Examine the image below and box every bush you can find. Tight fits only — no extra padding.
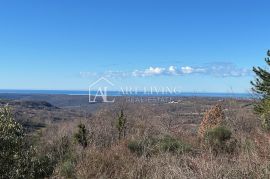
[128,137,157,156]
[255,98,270,130]
[58,136,76,178]
[0,106,68,178]
[23,133,75,178]
[74,123,88,148]
[204,126,237,154]
[0,106,25,178]
[128,138,157,156]
[128,135,191,156]
[31,154,57,178]
[116,110,127,140]
[205,126,232,143]
[29,135,73,178]
[158,135,192,154]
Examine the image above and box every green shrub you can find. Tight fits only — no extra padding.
[58,137,76,178]
[128,135,191,156]
[254,98,270,130]
[128,137,157,156]
[0,105,76,178]
[28,135,73,178]
[0,106,25,178]
[158,135,192,154]
[204,126,237,154]
[74,123,88,148]
[205,126,232,143]
[116,110,127,140]
[31,154,57,178]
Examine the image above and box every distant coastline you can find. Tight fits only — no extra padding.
[0,89,253,99]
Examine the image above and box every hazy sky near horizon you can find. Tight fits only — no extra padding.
[0,0,270,92]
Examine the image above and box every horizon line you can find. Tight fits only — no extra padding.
[0,89,252,94]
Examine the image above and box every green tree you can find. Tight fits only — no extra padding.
[0,106,25,178]
[251,50,270,129]
[116,110,127,140]
[251,50,270,97]
[74,123,88,148]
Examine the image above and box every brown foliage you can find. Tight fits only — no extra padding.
[198,104,225,138]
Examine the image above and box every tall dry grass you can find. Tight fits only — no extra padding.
[36,100,270,179]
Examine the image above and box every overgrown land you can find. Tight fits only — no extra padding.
[2,51,270,178]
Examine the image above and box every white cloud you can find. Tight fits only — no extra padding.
[81,63,252,79]
[168,66,177,74]
[145,67,165,75]
[132,67,165,77]
[133,63,251,77]
[181,66,194,74]
[204,62,251,77]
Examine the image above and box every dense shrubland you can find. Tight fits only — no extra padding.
[1,98,270,179]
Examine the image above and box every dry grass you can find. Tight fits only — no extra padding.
[33,99,270,179]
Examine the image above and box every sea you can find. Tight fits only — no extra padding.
[0,89,253,99]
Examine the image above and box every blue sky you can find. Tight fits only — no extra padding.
[0,0,269,92]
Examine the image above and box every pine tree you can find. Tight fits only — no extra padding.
[251,50,270,129]
[74,123,88,148]
[116,110,127,140]
[251,50,270,97]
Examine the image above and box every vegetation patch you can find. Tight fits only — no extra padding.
[158,135,192,154]
[128,135,192,156]
[204,126,238,154]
